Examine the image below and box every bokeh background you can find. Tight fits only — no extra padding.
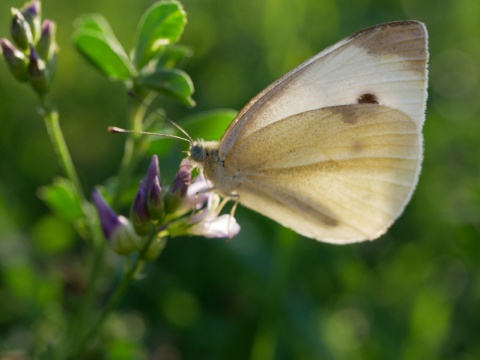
[1,0,479,359]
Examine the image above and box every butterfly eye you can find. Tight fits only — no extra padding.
[189,143,206,163]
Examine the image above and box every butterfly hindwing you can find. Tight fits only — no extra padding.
[225,105,421,243]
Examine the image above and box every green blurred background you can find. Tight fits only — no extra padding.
[1,0,479,359]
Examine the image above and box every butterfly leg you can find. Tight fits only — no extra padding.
[219,194,240,241]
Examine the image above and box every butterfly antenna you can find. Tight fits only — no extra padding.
[127,90,193,142]
[108,127,191,144]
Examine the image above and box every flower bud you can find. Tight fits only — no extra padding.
[141,155,163,220]
[10,8,32,51]
[21,0,41,43]
[36,20,57,61]
[165,159,191,213]
[131,181,151,235]
[91,189,139,255]
[28,45,50,95]
[147,175,164,221]
[1,38,28,81]
[145,155,160,185]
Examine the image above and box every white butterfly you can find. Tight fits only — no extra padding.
[189,21,428,244]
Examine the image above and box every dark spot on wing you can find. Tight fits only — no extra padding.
[357,93,379,104]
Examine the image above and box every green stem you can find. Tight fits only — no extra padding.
[69,232,160,359]
[42,104,85,199]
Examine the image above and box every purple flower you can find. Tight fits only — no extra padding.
[131,180,151,235]
[144,155,164,220]
[92,189,138,255]
[165,158,192,214]
[170,158,191,196]
[145,155,160,186]
[147,174,164,220]
[130,155,165,227]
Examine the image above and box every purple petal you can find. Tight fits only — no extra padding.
[170,158,191,197]
[91,189,122,240]
[145,155,160,190]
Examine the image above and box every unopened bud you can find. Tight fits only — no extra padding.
[28,45,50,94]
[92,189,139,255]
[165,159,191,213]
[1,38,28,81]
[131,181,151,236]
[21,0,41,43]
[36,20,57,61]
[143,156,164,220]
[11,8,32,51]
[147,175,164,221]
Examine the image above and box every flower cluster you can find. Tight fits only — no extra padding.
[1,0,57,96]
[92,156,240,257]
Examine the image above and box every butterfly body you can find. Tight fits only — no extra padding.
[190,140,242,195]
[189,21,428,244]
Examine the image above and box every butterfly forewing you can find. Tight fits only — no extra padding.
[219,21,428,159]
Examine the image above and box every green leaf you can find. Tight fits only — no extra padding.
[137,68,195,107]
[74,14,116,35]
[156,44,192,69]
[181,109,238,140]
[134,1,187,69]
[73,14,134,80]
[38,178,84,223]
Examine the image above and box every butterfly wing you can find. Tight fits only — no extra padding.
[218,21,428,159]
[224,105,421,243]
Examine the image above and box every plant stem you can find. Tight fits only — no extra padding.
[42,104,85,199]
[69,232,160,359]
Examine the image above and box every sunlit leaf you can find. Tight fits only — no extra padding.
[74,14,134,80]
[134,1,187,68]
[137,68,194,106]
[156,44,192,69]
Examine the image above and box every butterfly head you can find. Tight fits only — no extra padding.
[188,140,220,165]
[189,142,206,163]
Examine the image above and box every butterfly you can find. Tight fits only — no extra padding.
[185,21,429,244]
